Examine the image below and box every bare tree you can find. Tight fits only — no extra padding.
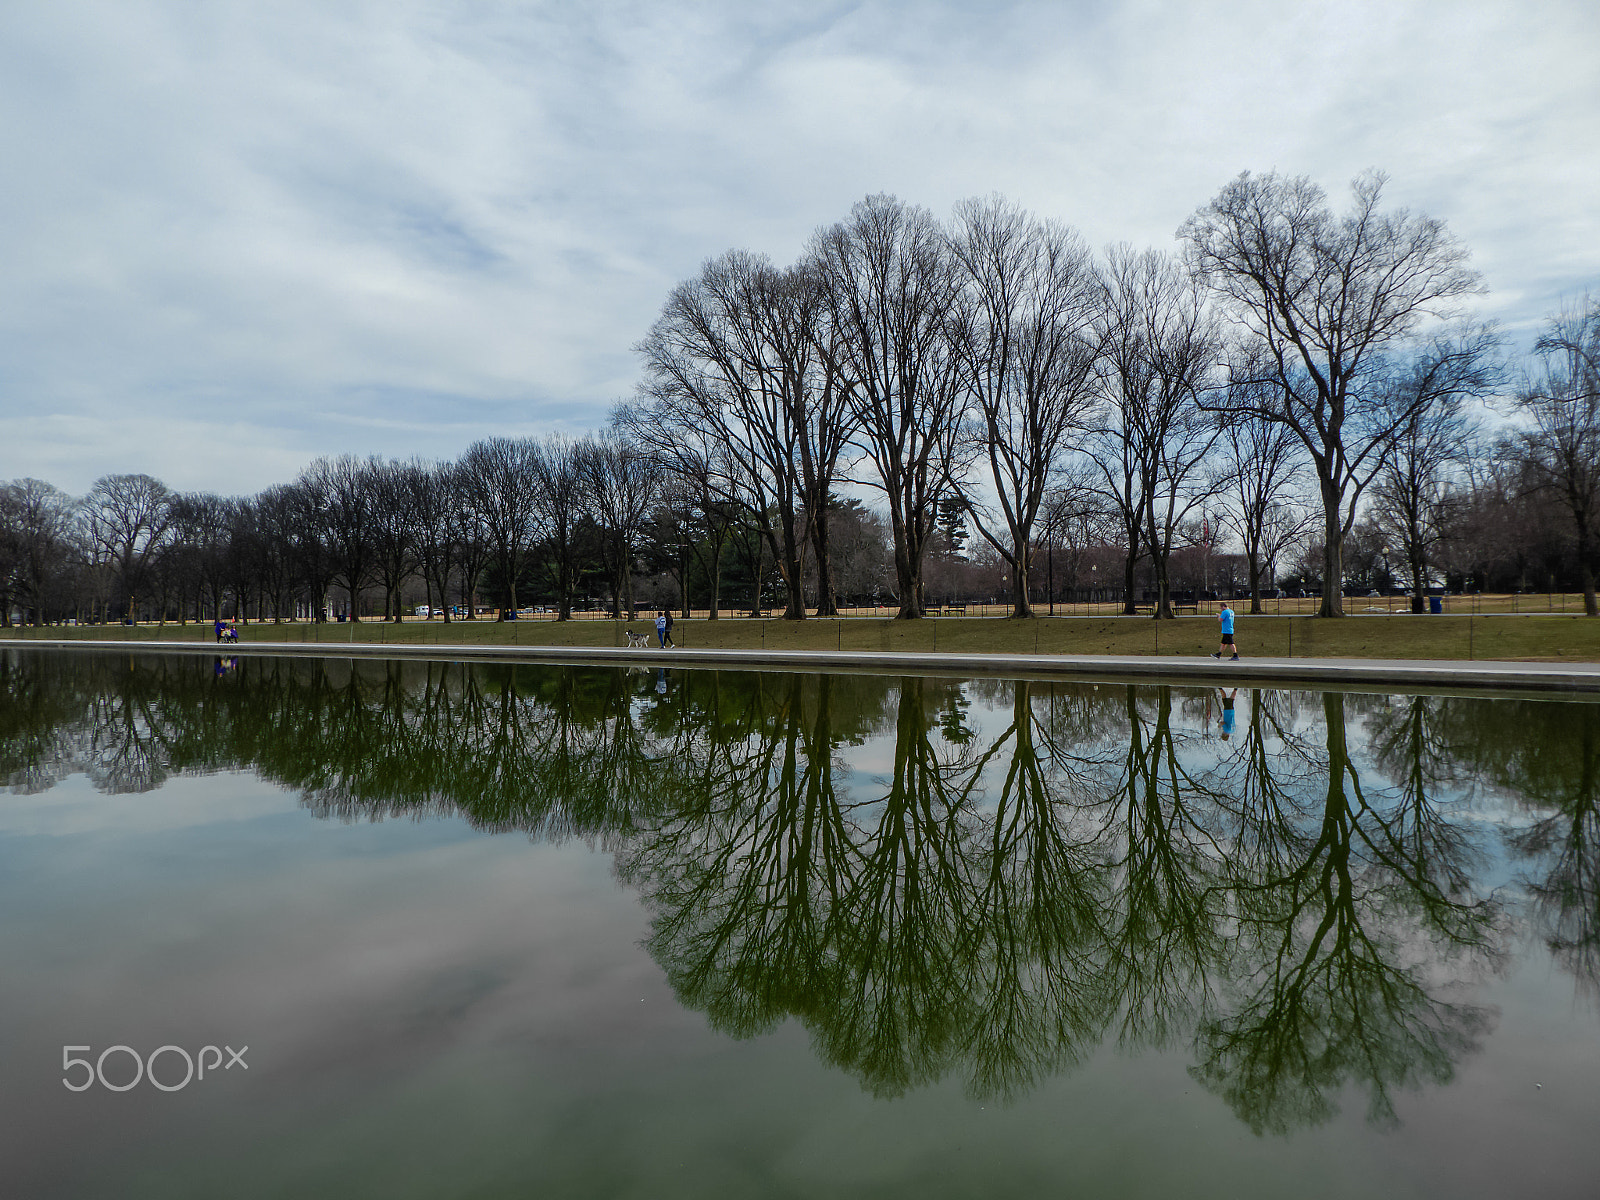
[403,461,456,622]
[614,394,739,620]
[299,456,378,621]
[948,196,1102,617]
[1514,297,1600,614]
[253,483,301,622]
[786,266,856,616]
[1218,366,1315,613]
[0,479,78,625]
[368,459,422,621]
[664,478,739,618]
[1369,335,1497,610]
[1092,246,1223,619]
[84,473,175,622]
[588,426,661,620]
[531,435,591,620]
[444,462,490,619]
[279,475,334,621]
[634,250,848,619]
[1080,416,1147,614]
[1437,452,1539,594]
[224,496,266,623]
[457,437,540,619]
[812,194,969,619]
[167,491,231,621]
[823,498,893,604]
[1181,170,1485,615]
[1038,476,1118,609]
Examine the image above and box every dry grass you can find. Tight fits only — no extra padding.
[11,611,1600,662]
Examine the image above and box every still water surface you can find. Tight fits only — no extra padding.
[2,650,1598,1198]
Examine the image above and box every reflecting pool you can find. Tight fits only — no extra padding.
[2,650,1598,1198]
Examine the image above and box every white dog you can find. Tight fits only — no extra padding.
[625,630,653,648]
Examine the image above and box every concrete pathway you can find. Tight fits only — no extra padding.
[12,638,1600,695]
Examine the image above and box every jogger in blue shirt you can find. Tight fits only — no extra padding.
[1212,605,1239,660]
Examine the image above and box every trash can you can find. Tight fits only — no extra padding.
[1428,595,1442,614]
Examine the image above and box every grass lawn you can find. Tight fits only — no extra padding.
[9,612,1600,661]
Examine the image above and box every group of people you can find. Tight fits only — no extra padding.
[213,619,239,644]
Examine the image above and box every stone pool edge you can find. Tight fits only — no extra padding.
[12,638,1600,697]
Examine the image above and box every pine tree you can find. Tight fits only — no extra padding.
[936,496,969,560]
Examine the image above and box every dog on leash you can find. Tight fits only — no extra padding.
[624,630,652,649]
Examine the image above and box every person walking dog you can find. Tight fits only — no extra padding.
[1212,604,1240,660]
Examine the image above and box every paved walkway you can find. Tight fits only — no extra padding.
[12,638,1600,695]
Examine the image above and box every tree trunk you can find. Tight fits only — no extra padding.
[811,508,838,617]
[776,511,806,620]
[1147,504,1174,619]
[893,521,924,620]
[1010,554,1033,619]
[606,534,623,619]
[1319,477,1345,617]
[558,549,573,621]
[1154,554,1174,620]
[1583,554,1598,618]
[748,535,764,617]
[679,540,689,620]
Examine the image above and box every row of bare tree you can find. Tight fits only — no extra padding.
[626,172,1527,619]
[3,171,1597,624]
[0,434,664,626]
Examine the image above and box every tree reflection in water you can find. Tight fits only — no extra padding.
[1458,699,1600,1002]
[1191,692,1501,1133]
[4,650,1595,1133]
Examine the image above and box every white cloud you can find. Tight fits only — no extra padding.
[1,0,1595,494]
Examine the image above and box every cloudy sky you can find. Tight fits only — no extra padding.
[2,0,1596,496]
